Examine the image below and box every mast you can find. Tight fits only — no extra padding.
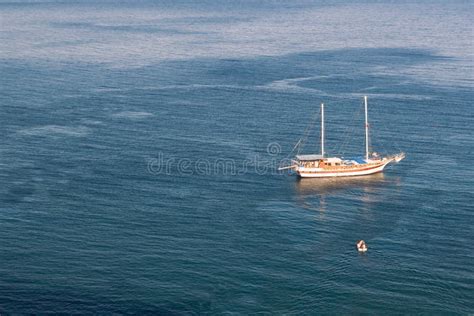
[321,103,325,157]
[364,96,369,161]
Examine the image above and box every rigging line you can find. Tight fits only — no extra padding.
[333,100,364,155]
[367,115,401,157]
[370,124,392,155]
[390,103,405,153]
[363,99,400,155]
[336,108,362,154]
[283,107,321,159]
[322,96,360,150]
[286,138,302,159]
[286,123,314,159]
[297,106,321,154]
[345,99,365,154]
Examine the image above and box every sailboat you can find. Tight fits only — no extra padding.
[279,96,405,178]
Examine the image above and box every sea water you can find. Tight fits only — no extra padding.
[0,0,473,313]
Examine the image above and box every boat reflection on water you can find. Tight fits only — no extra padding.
[295,173,387,195]
[293,173,390,213]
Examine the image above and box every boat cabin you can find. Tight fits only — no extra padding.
[296,155,343,168]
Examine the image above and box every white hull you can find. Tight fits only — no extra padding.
[296,160,390,178]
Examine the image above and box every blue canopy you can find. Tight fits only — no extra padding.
[343,157,366,164]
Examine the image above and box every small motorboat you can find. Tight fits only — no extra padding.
[357,240,368,252]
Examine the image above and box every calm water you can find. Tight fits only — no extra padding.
[1,0,473,314]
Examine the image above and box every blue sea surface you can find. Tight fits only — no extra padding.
[0,0,473,314]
